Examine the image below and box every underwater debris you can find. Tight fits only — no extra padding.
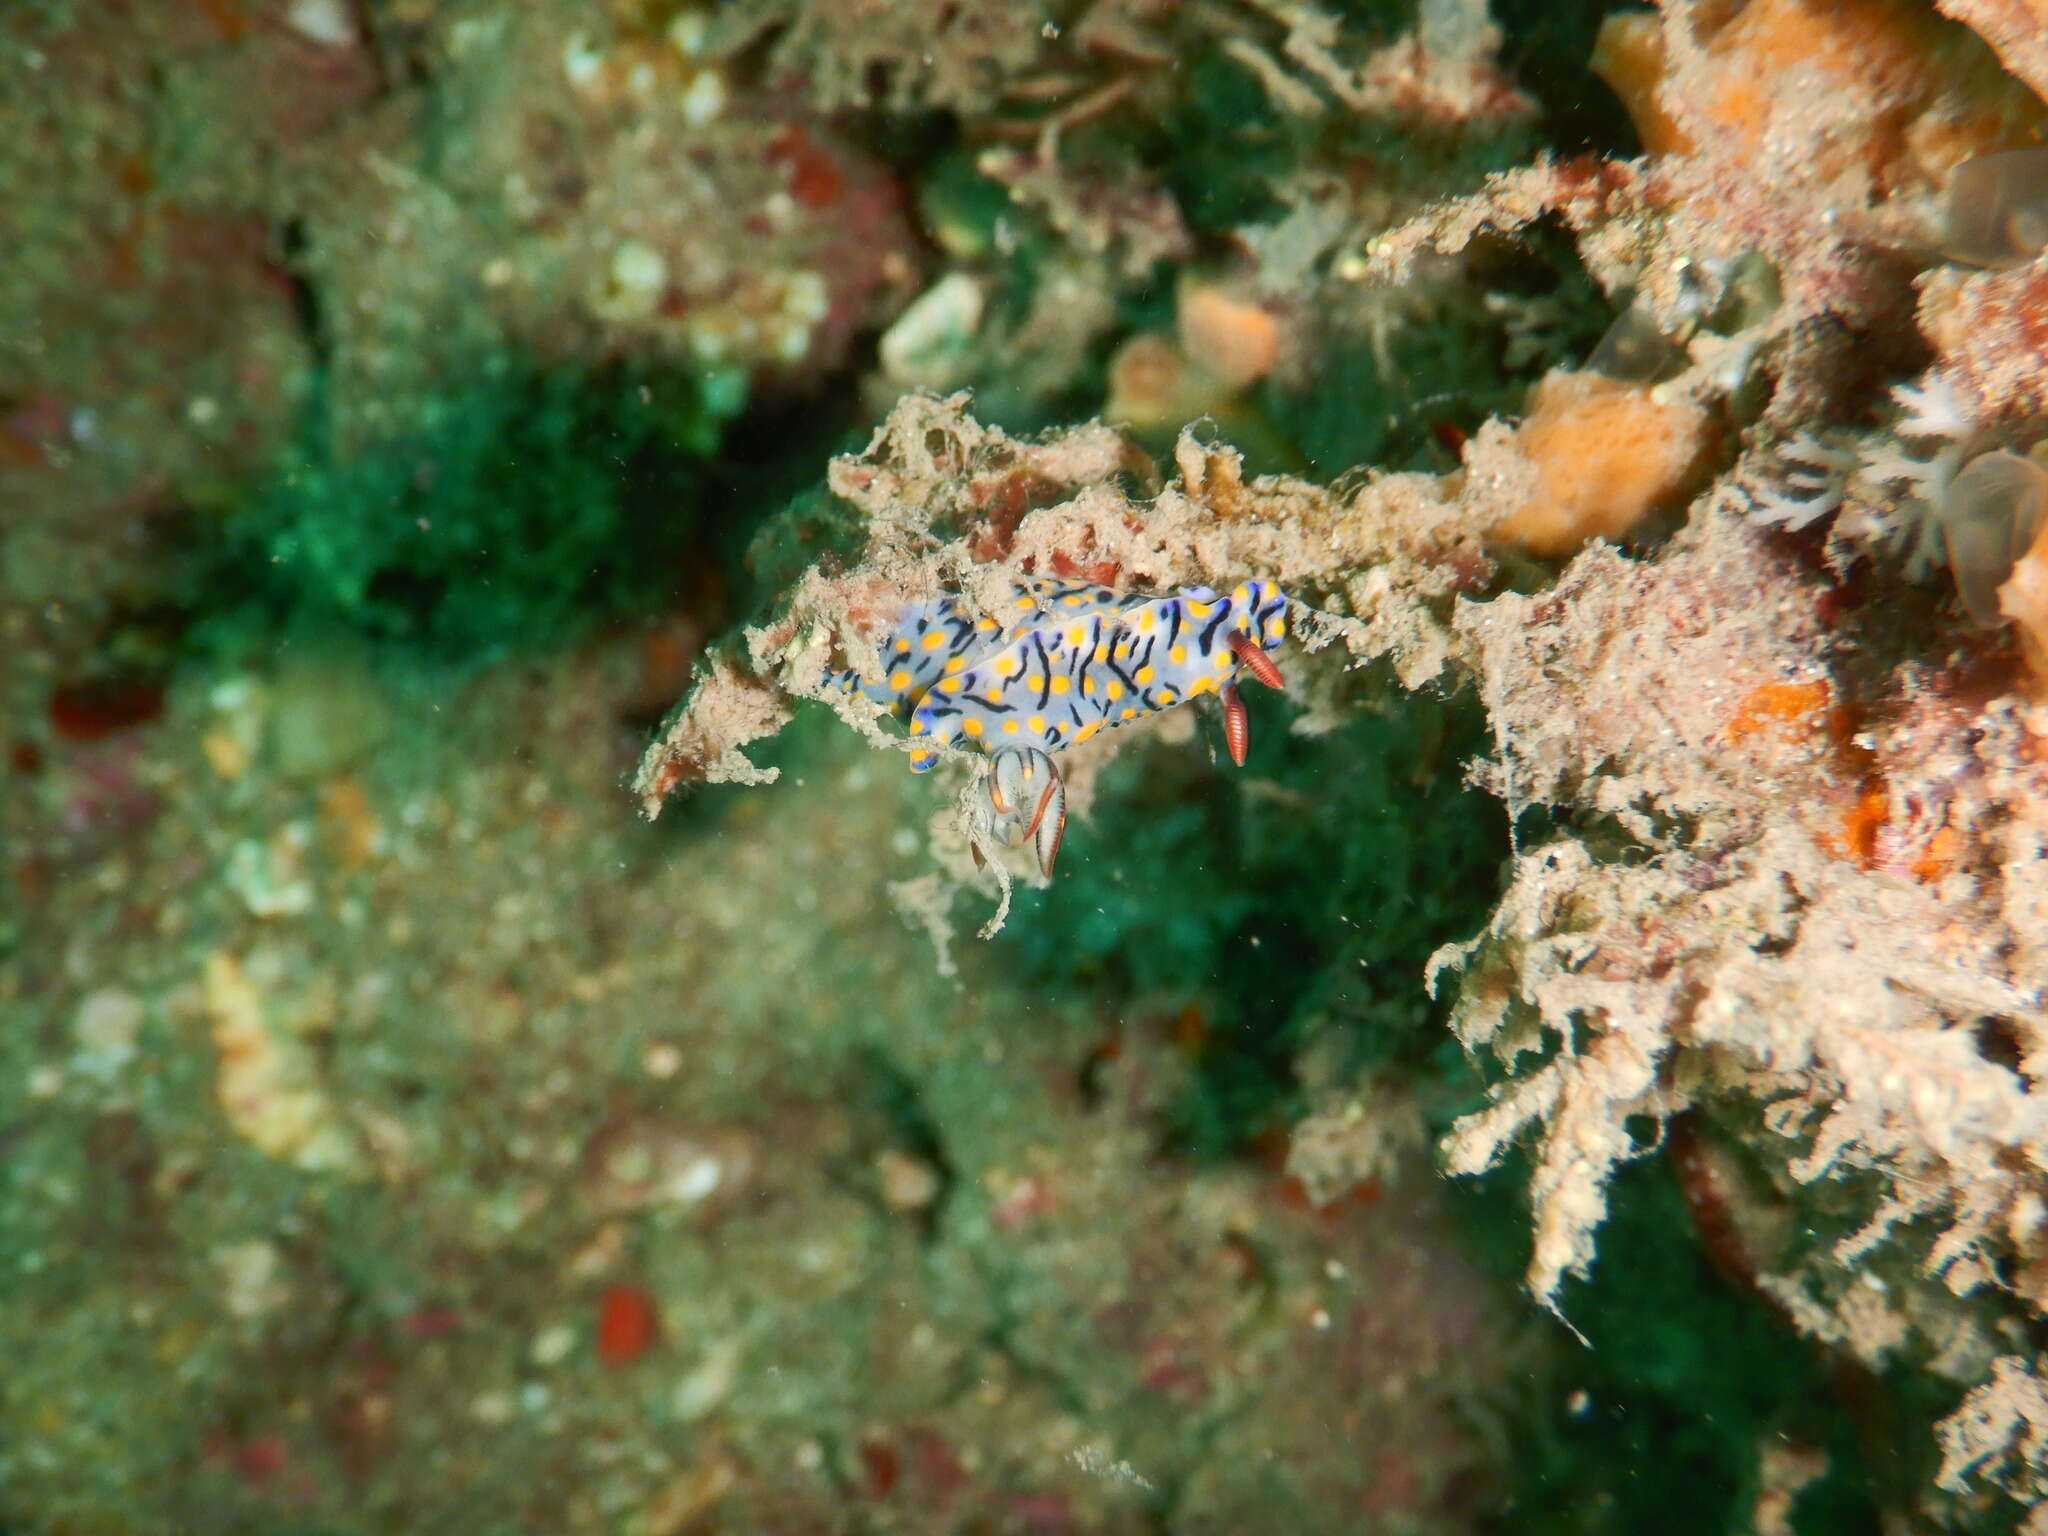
[828,577,1291,876]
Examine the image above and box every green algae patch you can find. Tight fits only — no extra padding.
[996,688,1507,1157]
[200,360,747,658]
[1454,1151,1881,1536]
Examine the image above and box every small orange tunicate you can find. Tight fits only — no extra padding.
[1176,280,1282,391]
[1941,148,2048,269]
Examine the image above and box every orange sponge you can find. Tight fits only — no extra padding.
[1490,370,1717,556]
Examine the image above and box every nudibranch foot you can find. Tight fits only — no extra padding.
[986,744,1067,877]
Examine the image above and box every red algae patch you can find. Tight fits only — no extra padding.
[595,1284,660,1367]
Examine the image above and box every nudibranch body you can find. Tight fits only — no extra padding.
[831,577,1289,876]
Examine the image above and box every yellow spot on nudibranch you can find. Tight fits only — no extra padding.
[1002,719,1019,733]
[1232,584,1250,606]
[1029,714,1046,733]
[1186,600,1212,618]
[889,668,912,689]
[1159,688,1176,705]
[1121,707,1138,719]
[1050,676,1071,695]
[1169,644,1187,664]
[1075,721,1101,742]
[1025,673,1044,691]
[895,637,911,651]
[910,717,927,734]
[939,677,965,694]
[995,654,1020,676]
[962,717,983,737]
[985,683,1004,701]
[1063,592,1085,606]
[1105,680,1123,701]
[921,632,945,650]
[1083,677,1095,694]
[1067,625,1087,647]
[1267,618,1285,641]
[1015,595,1035,610]
[1135,665,1156,684]
[910,748,934,766]
[978,616,999,631]
[1137,609,1155,631]
[944,656,966,675]
[1215,650,1233,669]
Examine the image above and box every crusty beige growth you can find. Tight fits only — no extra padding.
[635,390,1497,932]
[1916,264,2048,428]
[1938,1355,2048,1520]
[1435,510,2048,1327]
[634,660,794,811]
[1935,0,2048,103]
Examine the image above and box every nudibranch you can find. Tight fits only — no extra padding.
[830,577,1289,877]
